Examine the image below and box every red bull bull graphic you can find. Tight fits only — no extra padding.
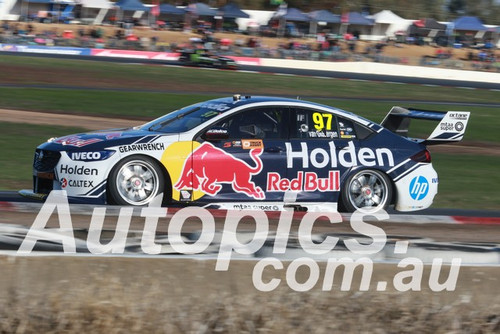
[174,142,265,200]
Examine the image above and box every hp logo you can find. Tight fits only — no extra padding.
[409,176,429,200]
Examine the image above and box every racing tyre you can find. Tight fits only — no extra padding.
[108,156,165,206]
[341,169,392,213]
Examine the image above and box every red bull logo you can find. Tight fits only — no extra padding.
[174,142,265,200]
[267,171,340,192]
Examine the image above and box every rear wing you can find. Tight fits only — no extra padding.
[381,106,470,145]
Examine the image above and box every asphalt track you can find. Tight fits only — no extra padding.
[2,50,500,90]
[1,190,499,218]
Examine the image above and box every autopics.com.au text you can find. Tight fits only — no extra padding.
[18,191,461,292]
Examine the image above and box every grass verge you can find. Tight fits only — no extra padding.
[0,89,497,143]
[0,122,86,190]
[1,54,500,103]
[431,153,500,210]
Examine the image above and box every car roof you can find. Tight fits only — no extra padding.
[207,95,376,127]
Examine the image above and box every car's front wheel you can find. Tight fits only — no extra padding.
[341,169,392,213]
[108,156,165,206]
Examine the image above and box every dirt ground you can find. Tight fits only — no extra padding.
[0,108,139,129]
[0,255,498,333]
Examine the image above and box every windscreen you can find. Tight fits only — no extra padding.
[141,102,233,133]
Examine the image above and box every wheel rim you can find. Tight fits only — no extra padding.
[347,170,389,212]
[116,160,160,205]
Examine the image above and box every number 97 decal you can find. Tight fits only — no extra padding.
[313,112,333,131]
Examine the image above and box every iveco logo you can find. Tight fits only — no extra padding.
[409,176,429,200]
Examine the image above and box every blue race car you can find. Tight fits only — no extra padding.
[22,95,470,213]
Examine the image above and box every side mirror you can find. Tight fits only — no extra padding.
[203,127,229,141]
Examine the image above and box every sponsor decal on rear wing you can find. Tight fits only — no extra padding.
[381,106,470,145]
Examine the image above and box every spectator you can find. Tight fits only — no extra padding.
[478,50,487,62]
[445,48,453,59]
[95,27,103,38]
[348,39,356,53]
[436,48,443,59]
[375,42,385,54]
[1,21,9,32]
[115,29,124,40]
[246,37,257,48]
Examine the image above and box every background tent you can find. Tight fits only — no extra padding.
[308,9,339,34]
[219,2,249,19]
[183,2,217,32]
[158,3,184,15]
[453,16,487,31]
[273,7,309,22]
[22,0,75,22]
[157,3,184,29]
[21,0,53,22]
[343,12,374,25]
[218,3,249,32]
[494,27,500,48]
[272,7,310,37]
[115,0,148,12]
[340,12,374,36]
[234,9,274,31]
[114,0,148,25]
[78,0,111,8]
[452,16,489,45]
[309,9,340,23]
[188,2,217,17]
[369,10,411,37]
[57,0,75,21]
[408,18,446,40]
[76,0,112,24]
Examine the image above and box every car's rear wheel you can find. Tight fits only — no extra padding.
[108,156,165,206]
[341,169,392,213]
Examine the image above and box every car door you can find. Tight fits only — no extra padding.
[191,106,290,205]
[286,107,360,204]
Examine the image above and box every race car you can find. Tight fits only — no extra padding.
[178,49,237,70]
[21,95,470,213]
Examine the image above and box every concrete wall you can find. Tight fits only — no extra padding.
[259,58,500,84]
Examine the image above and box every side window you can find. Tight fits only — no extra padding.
[292,109,339,139]
[211,108,286,139]
[337,117,375,140]
[337,117,357,139]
